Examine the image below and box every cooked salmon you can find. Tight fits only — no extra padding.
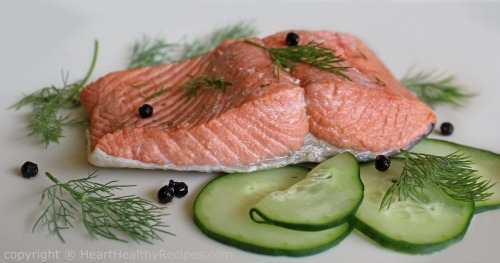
[80,30,436,172]
[263,31,436,152]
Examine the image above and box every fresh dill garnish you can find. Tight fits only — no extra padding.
[375,76,386,86]
[244,40,351,81]
[128,21,258,69]
[127,36,177,69]
[400,70,475,108]
[147,87,170,99]
[353,49,368,60]
[178,21,259,61]
[380,150,494,210]
[10,41,99,147]
[182,75,232,98]
[131,83,169,100]
[33,171,173,244]
[161,120,175,127]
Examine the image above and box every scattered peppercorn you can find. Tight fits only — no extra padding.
[440,122,454,136]
[285,32,300,46]
[173,182,188,198]
[375,155,391,172]
[157,185,175,204]
[138,104,153,118]
[21,161,38,178]
[157,180,189,204]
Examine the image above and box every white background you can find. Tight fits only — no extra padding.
[0,1,499,262]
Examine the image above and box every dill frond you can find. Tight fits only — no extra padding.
[33,172,173,243]
[245,40,351,81]
[380,150,494,210]
[128,21,259,69]
[131,84,170,100]
[182,75,232,98]
[127,35,178,69]
[10,41,99,147]
[178,21,259,61]
[401,70,475,108]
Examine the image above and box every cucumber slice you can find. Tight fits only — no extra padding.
[352,159,474,254]
[249,152,363,231]
[193,166,352,257]
[407,138,500,213]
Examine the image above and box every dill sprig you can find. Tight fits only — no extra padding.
[130,83,170,100]
[33,171,173,244]
[244,40,351,81]
[178,21,259,61]
[182,75,232,98]
[380,150,494,210]
[401,70,475,108]
[127,36,177,69]
[10,41,99,147]
[128,21,258,69]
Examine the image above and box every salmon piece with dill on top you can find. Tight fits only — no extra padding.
[80,30,435,172]
[82,38,309,172]
[263,31,436,154]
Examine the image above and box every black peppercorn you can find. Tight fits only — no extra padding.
[440,122,454,136]
[375,155,391,172]
[21,161,38,178]
[157,185,175,204]
[168,179,188,198]
[286,32,300,46]
[138,104,153,118]
[173,182,188,198]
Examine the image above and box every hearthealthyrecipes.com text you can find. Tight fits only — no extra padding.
[3,249,233,261]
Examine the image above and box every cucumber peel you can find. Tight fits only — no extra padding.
[249,152,363,231]
[193,138,498,256]
[352,158,474,254]
[193,166,352,257]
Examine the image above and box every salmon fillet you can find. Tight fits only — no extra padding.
[263,31,436,152]
[81,30,435,172]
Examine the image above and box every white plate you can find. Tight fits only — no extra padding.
[1,1,499,262]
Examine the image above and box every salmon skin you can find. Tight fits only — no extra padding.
[81,30,436,172]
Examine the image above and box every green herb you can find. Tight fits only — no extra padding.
[10,41,99,147]
[374,76,386,86]
[244,40,351,81]
[128,21,258,69]
[131,83,169,100]
[33,171,173,243]
[400,70,475,108]
[353,49,367,60]
[178,21,259,61]
[162,120,175,127]
[147,87,169,99]
[380,150,494,210]
[182,75,232,98]
[127,35,177,69]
